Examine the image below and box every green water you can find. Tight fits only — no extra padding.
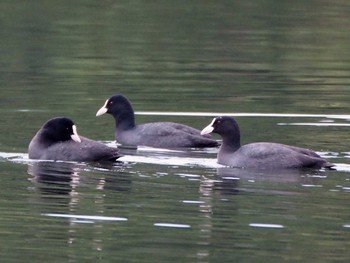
[1,0,350,262]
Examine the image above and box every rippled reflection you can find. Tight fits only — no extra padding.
[1,0,350,261]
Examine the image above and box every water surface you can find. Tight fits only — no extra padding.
[1,0,350,262]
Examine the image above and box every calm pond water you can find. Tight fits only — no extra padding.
[1,0,350,262]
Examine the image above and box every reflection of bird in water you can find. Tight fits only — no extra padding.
[28,161,77,197]
[213,167,328,195]
[28,161,132,199]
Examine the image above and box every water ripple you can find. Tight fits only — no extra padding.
[249,223,285,229]
[43,213,128,222]
[154,223,191,228]
[136,111,350,120]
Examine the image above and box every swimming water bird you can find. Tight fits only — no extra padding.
[96,94,220,148]
[201,116,334,169]
[28,117,121,162]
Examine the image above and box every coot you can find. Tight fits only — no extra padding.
[96,94,219,148]
[28,117,121,162]
[201,116,334,169]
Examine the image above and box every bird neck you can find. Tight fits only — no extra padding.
[113,104,136,131]
[221,133,241,152]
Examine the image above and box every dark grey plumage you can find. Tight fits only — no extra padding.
[96,94,219,148]
[28,117,121,162]
[201,116,334,170]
